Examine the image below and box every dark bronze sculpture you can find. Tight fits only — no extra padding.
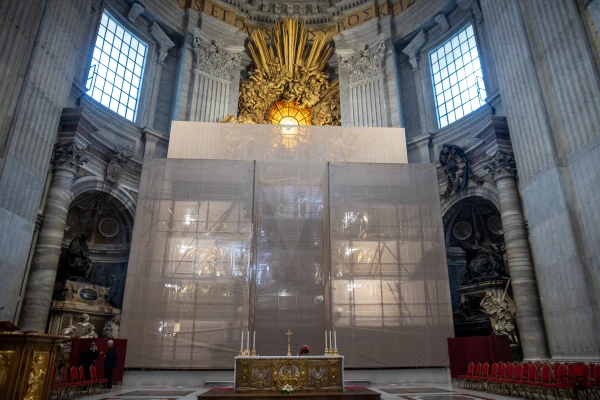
[65,234,94,280]
[459,232,507,284]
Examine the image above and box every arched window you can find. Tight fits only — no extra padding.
[86,11,147,122]
[430,24,486,128]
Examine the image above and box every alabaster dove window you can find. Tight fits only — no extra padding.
[87,11,148,122]
[430,24,486,128]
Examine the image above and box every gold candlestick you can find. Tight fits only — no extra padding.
[286,330,292,357]
[251,349,257,356]
[333,348,339,355]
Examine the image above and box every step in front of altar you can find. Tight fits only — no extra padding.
[198,387,381,400]
[206,381,235,387]
[204,380,371,388]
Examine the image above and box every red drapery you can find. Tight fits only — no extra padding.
[70,338,128,383]
[447,336,511,379]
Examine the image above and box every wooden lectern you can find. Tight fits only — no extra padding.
[0,325,68,400]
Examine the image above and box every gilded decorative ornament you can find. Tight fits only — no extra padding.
[24,352,48,400]
[0,351,14,392]
[222,18,340,126]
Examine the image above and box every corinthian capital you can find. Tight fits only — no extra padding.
[193,29,243,81]
[52,142,89,173]
[484,151,517,180]
[337,35,385,84]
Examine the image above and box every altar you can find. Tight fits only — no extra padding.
[235,356,343,392]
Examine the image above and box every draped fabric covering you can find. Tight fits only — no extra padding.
[121,123,452,368]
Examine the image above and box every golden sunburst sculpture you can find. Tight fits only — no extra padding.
[221,18,340,127]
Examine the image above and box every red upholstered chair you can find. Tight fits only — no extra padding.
[49,367,64,400]
[78,365,96,394]
[90,365,108,393]
[69,366,86,398]
[546,364,574,400]
[499,362,516,396]
[514,362,532,398]
[510,363,524,396]
[586,364,600,400]
[59,366,79,399]
[484,363,498,392]
[469,363,483,391]
[458,362,474,389]
[472,362,490,391]
[531,363,552,400]
[524,363,540,400]
[490,362,507,394]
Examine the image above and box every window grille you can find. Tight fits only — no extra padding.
[87,11,147,122]
[430,24,487,128]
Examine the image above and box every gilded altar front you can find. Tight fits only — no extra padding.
[235,356,343,392]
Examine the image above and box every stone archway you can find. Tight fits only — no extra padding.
[47,181,136,339]
[442,192,512,339]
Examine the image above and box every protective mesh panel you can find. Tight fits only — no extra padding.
[253,160,326,356]
[329,163,453,367]
[120,159,254,368]
[168,122,407,163]
[122,123,452,369]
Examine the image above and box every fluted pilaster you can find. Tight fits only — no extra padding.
[337,35,388,127]
[189,28,243,122]
[481,0,600,359]
[0,0,97,322]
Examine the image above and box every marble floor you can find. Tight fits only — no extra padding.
[81,383,520,400]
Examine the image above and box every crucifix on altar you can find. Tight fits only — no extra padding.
[286,330,292,357]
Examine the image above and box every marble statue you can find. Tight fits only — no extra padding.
[60,313,98,338]
[459,232,506,284]
[101,315,120,339]
[480,292,519,344]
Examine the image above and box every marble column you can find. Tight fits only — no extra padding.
[484,151,550,360]
[19,136,89,332]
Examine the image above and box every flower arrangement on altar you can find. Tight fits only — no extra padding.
[298,345,311,355]
[281,384,294,394]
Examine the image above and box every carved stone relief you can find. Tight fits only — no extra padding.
[338,38,385,84]
[52,142,89,172]
[193,30,242,81]
[105,148,132,185]
[483,150,517,180]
